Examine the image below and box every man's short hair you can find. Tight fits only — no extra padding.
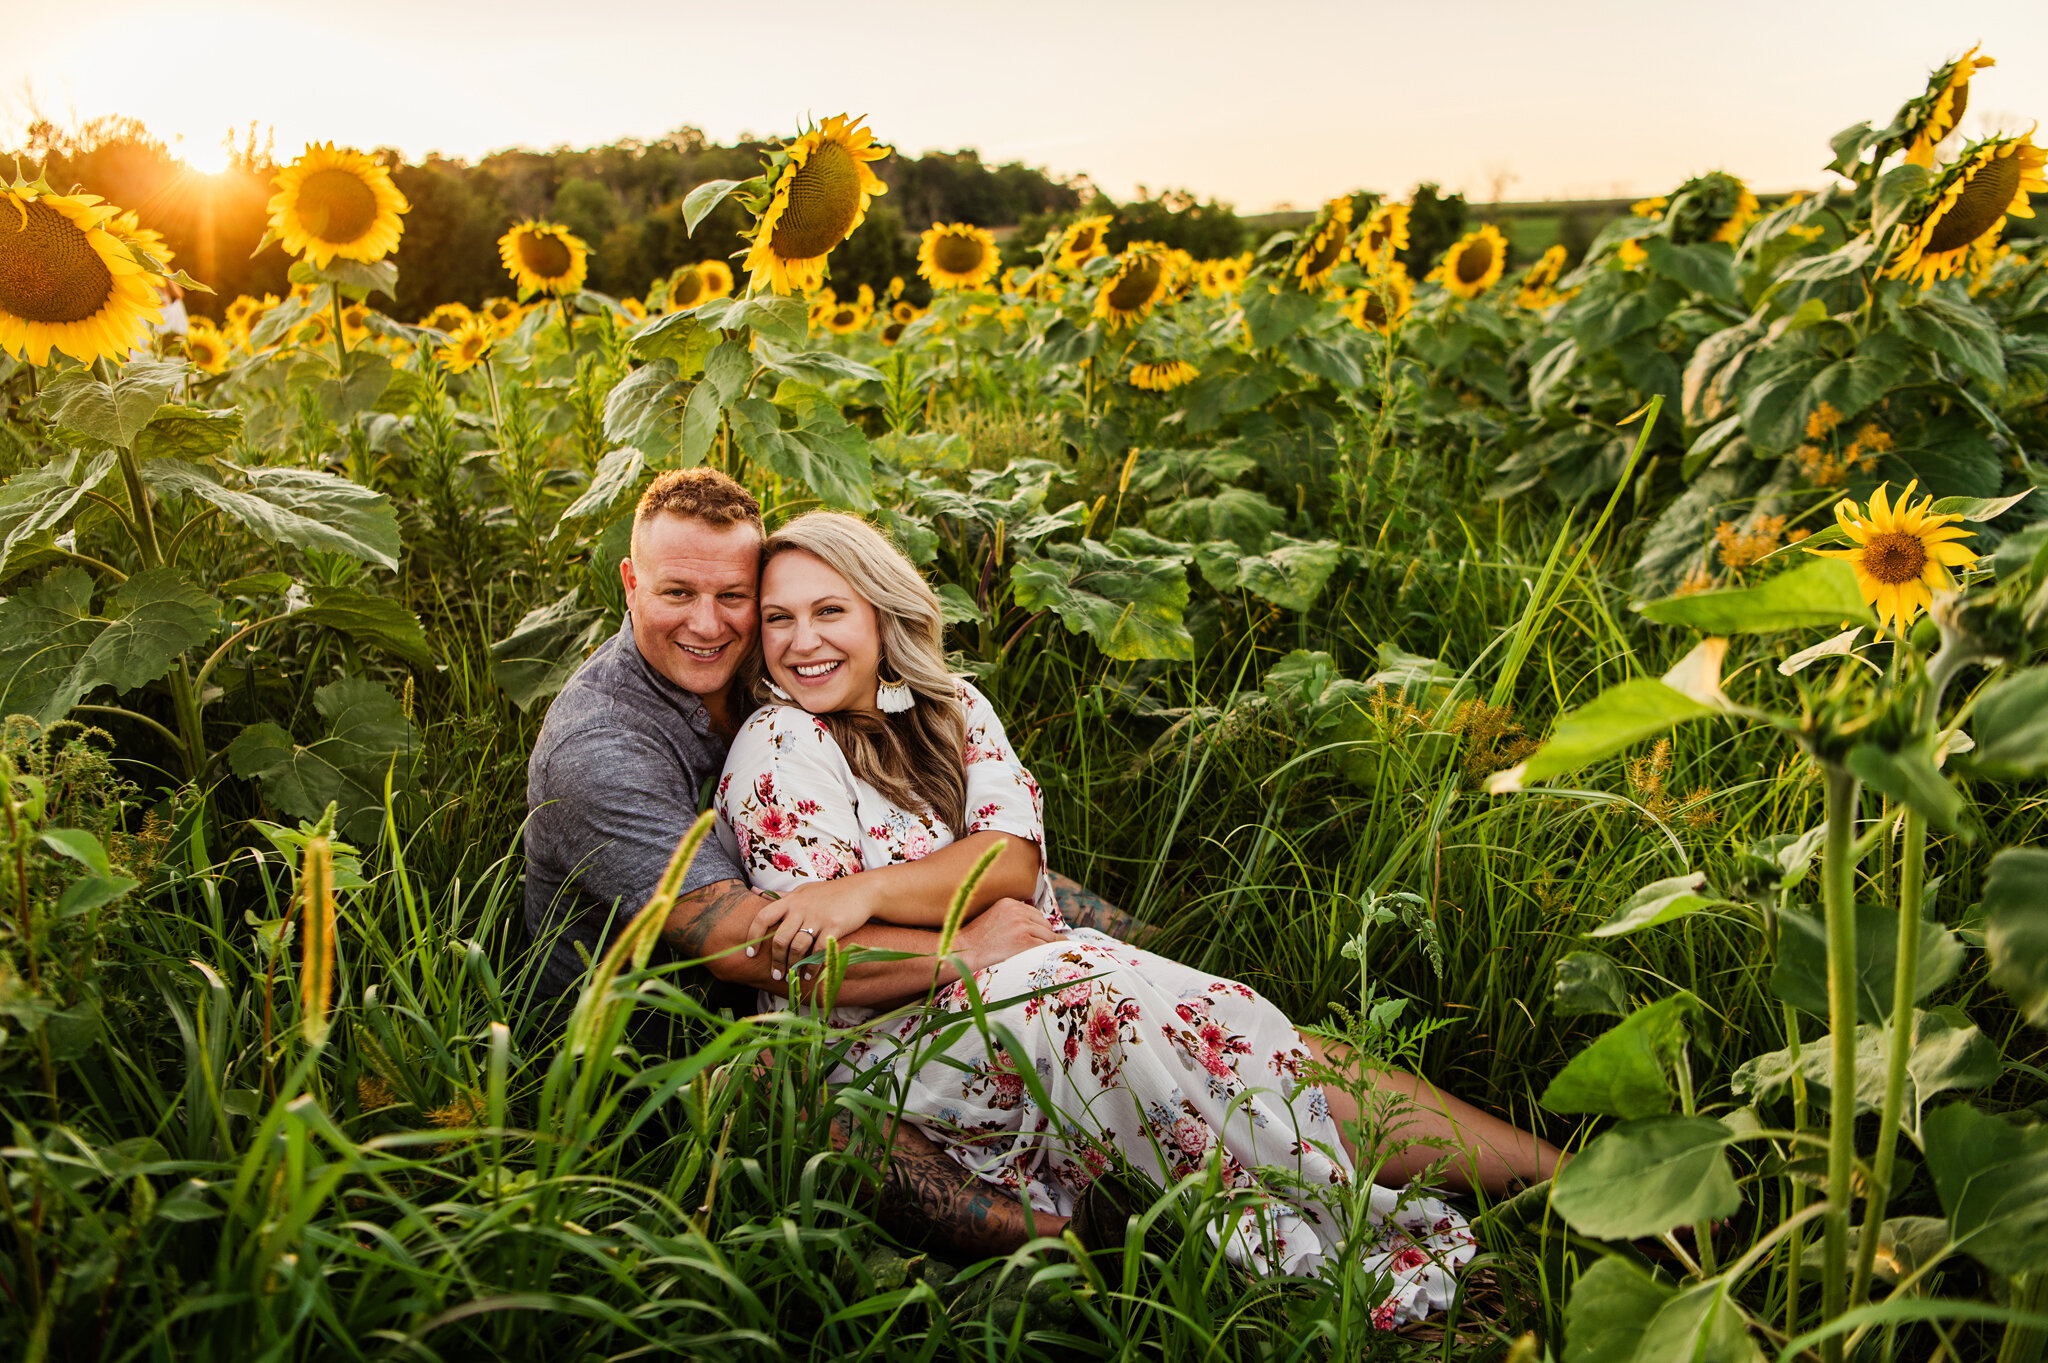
[631,468,763,558]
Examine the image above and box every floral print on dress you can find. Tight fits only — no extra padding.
[712,680,1474,1316]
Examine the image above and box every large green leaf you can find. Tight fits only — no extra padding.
[488,587,612,712]
[1241,288,1319,349]
[0,567,217,722]
[1983,847,2048,1030]
[1146,487,1284,551]
[84,569,220,693]
[142,462,400,568]
[1552,1114,1740,1239]
[702,338,755,404]
[1278,334,1363,389]
[1490,678,1717,790]
[1642,239,1739,305]
[1630,1280,1762,1363]
[1541,992,1700,1120]
[1733,1008,1999,1134]
[1807,332,1915,429]
[627,313,715,372]
[728,385,876,512]
[38,359,186,448]
[1590,873,1731,939]
[1923,1103,2048,1275]
[1888,290,2005,390]
[132,405,244,462]
[1562,1257,1673,1363]
[555,445,646,528]
[1637,557,1870,634]
[225,678,419,843]
[296,585,432,666]
[1194,535,1341,612]
[1554,951,1631,1018]
[1772,899,1966,1025]
[0,451,115,578]
[752,334,883,387]
[1969,669,2048,781]
[1010,539,1193,662]
[1846,736,1964,834]
[602,360,692,463]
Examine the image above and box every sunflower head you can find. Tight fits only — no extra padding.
[1344,261,1413,335]
[437,316,497,374]
[697,258,735,299]
[422,301,473,334]
[1289,196,1356,291]
[1128,359,1198,392]
[108,209,174,271]
[823,299,867,334]
[1887,133,2046,287]
[1056,214,1113,270]
[743,114,890,296]
[1517,244,1569,308]
[1431,224,1508,299]
[266,144,409,269]
[918,222,1001,291]
[621,297,648,321]
[338,302,371,344]
[1360,202,1411,260]
[1093,245,1171,329]
[666,264,708,311]
[184,320,229,373]
[1901,47,1997,168]
[1631,195,1670,221]
[0,180,165,366]
[1804,479,1978,632]
[482,297,523,330]
[1657,172,1759,245]
[498,220,590,298]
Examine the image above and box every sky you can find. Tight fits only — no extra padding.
[5,1,2047,210]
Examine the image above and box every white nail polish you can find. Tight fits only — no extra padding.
[771,969,782,980]
[746,947,755,956]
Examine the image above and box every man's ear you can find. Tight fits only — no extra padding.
[619,556,637,599]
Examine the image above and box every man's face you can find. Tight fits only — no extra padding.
[621,514,761,697]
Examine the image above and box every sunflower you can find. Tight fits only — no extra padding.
[1360,202,1411,259]
[338,302,372,345]
[481,296,523,330]
[1631,196,1669,220]
[1803,480,1977,632]
[886,299,916,325]
[1057,214,1113,270]
[807,288,838,329]
[621,297,647,321]
[1093,246,1170,328]
[697,258,735,299]
[437,316,496,374]
[1517,244,1569,308]
[108,209,174,270]
[1290,196,1355,291]
[225,293,267,330]
[666,264,709,311]
[266,143,408,268]
[919,222,1000,291]
[0,181,165,365]
[1344,262,1413,335]
[1215,253,1249,292]
[823,299,867,334]
[1195,260,1227,299]
[184,319,229,373]
[421,300,472,334]
[879,320,908,345]
[295,312,332,349]
[743,114,890,296]
[1887,134,2046,287]
[1905,47,1996,168]
[1128,359,1198,392]
[1433,224,1508,299]
[499,220,590,297]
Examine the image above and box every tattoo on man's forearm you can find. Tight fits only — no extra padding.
[666,881,755,959]
[831,1111,1025,1254]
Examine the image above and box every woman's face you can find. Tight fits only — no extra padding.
[760,549,883,715]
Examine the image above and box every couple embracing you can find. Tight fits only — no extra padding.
[524,468,1560,1322]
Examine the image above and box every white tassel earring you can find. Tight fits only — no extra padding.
[875,662,915,714]
[767,677,793,702]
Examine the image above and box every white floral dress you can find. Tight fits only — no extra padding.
[714,682,1474,1317]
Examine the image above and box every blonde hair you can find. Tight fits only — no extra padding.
[760,512,968,835]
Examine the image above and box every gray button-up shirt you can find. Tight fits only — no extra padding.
[524,616,748,998]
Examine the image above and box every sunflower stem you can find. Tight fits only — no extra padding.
[1851,807,1925,1313]
[559,294,576,353]
[1820,764,1862,1363]
[330,286,349,374]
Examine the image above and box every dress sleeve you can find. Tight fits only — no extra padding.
[714,706,870,898]
[956,681,1047,862]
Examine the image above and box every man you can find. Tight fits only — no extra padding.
[525,467,1090,1254]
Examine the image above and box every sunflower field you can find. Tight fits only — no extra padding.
[4,48,2048,1363]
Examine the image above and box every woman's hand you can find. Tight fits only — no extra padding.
[745,880,877,985]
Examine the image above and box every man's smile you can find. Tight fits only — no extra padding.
[676,641,730,659]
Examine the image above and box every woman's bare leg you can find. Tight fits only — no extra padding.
[1303,1037,1565,1198]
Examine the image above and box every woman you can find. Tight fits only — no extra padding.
[713,512,1560,1319]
